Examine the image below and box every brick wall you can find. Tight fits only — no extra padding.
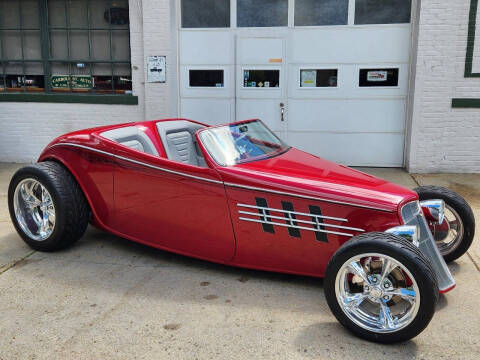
[406,0,480,173]
[0,0,176,163]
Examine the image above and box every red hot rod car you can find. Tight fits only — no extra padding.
[8,119,475,343]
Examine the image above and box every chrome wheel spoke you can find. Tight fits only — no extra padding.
[387,288,416,304]
[379,258,396,284]
[344,293,367,308]
[347,261,370,285]
[379,301,395,330]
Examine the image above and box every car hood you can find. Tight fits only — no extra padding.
[216,148,417,212]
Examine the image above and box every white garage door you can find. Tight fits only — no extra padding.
[179,0,413,167]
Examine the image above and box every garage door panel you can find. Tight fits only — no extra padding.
[288,99,405,132]
[289,27,411,64]
[180,31,234,65]
[181,98,233,125]
[236,99,282,132]
[287,132,404,167]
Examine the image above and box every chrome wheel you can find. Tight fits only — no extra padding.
[335,253,420,333]
[431,205,464,256]
[13,178,56,241]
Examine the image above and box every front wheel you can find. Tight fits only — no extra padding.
[415,185,475,263]
[8,161,90,252]
[324,233,438,343]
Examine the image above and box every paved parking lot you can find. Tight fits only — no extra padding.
[0,163,479,360]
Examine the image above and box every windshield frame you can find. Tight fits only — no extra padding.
[196,119,291,167]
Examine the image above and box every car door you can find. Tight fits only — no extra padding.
[111,143,235,262]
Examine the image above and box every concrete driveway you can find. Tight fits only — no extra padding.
[0,163,479,360]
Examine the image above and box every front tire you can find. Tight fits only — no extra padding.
[8,161,90,252]
[324,232,438,343]
[415,185,475,263]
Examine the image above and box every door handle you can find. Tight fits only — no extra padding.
[280,102,285,122]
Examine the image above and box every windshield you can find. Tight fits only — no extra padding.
[198,120,290,166]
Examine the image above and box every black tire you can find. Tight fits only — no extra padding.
[415,185,475,263]
[324,232,438,344]
[8,161,90,252]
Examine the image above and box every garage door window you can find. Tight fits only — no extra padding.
[359,68,399,87]
[295,0,348,26]
[300,69,338,87]
[237,0,288,27]
[243,70,280,88]
[189,70,224,87]
[355,0,411,25]
[181,0,230,28]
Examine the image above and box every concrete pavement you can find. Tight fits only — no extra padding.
[0,163,479,359]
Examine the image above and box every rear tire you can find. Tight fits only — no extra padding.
[8,161,90,252]
[415,185,475,263]
[324,232,438,343]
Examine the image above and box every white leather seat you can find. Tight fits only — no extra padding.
[101,126,159,156]
[156,120,207,167]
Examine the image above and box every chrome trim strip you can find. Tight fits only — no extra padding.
[238,217,354,237]
[49,142,224,185]
[237,203,348,222]
[227,182,393,212]
[238,210,365,232]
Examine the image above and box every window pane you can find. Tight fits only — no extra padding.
[112,31,130,61]
[68,0,88,28]
[3,32,22,59]
[48,0,67,27]
[189,70,224,87]
[295,0,348,26]
[238,0,287,27]
[89,0,110,28]
[24,31,42,59]
[355,0,411,25]
[91,30,110,60]
[69,30,89,59]
[49,30,68,58]
[22,0,40,29]
[359,68,399,87]
[243,70,279,87]
[300,69,337,87]
[1,0,20,28]
[181,0,230,28]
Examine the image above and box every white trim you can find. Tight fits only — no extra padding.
[238,217,355,237]
[49,143,224,185]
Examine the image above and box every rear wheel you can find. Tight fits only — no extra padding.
[8,161,90,252]
[415,185,475,263]
[324,232,438,343]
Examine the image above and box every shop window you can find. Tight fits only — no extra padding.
[0,0,133,96]
[359,68,399,87]
[300,69,338,87]
[181,0,230,28]
[189,70,224,87]
[237,0,288,27]
[355,0,411,25]
[295,0,348,26]
[243,70,280,88]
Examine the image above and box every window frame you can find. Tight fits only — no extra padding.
[0,0,137,104]
[356,65,401,89]
[297,66,340,89]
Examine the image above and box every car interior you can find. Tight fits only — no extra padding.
[100,120,208,167]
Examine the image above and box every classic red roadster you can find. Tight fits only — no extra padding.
[8,119,475,343]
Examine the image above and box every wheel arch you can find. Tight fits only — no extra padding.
[37,156,105,229]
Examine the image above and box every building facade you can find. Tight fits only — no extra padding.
[0,0,479,172]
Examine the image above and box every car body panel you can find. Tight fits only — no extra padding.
[38,118,420,277]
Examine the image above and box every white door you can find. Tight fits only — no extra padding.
[235,35,287,140]
[178,0,413,167]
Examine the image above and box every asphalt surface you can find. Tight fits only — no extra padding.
[0,163,479,360]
